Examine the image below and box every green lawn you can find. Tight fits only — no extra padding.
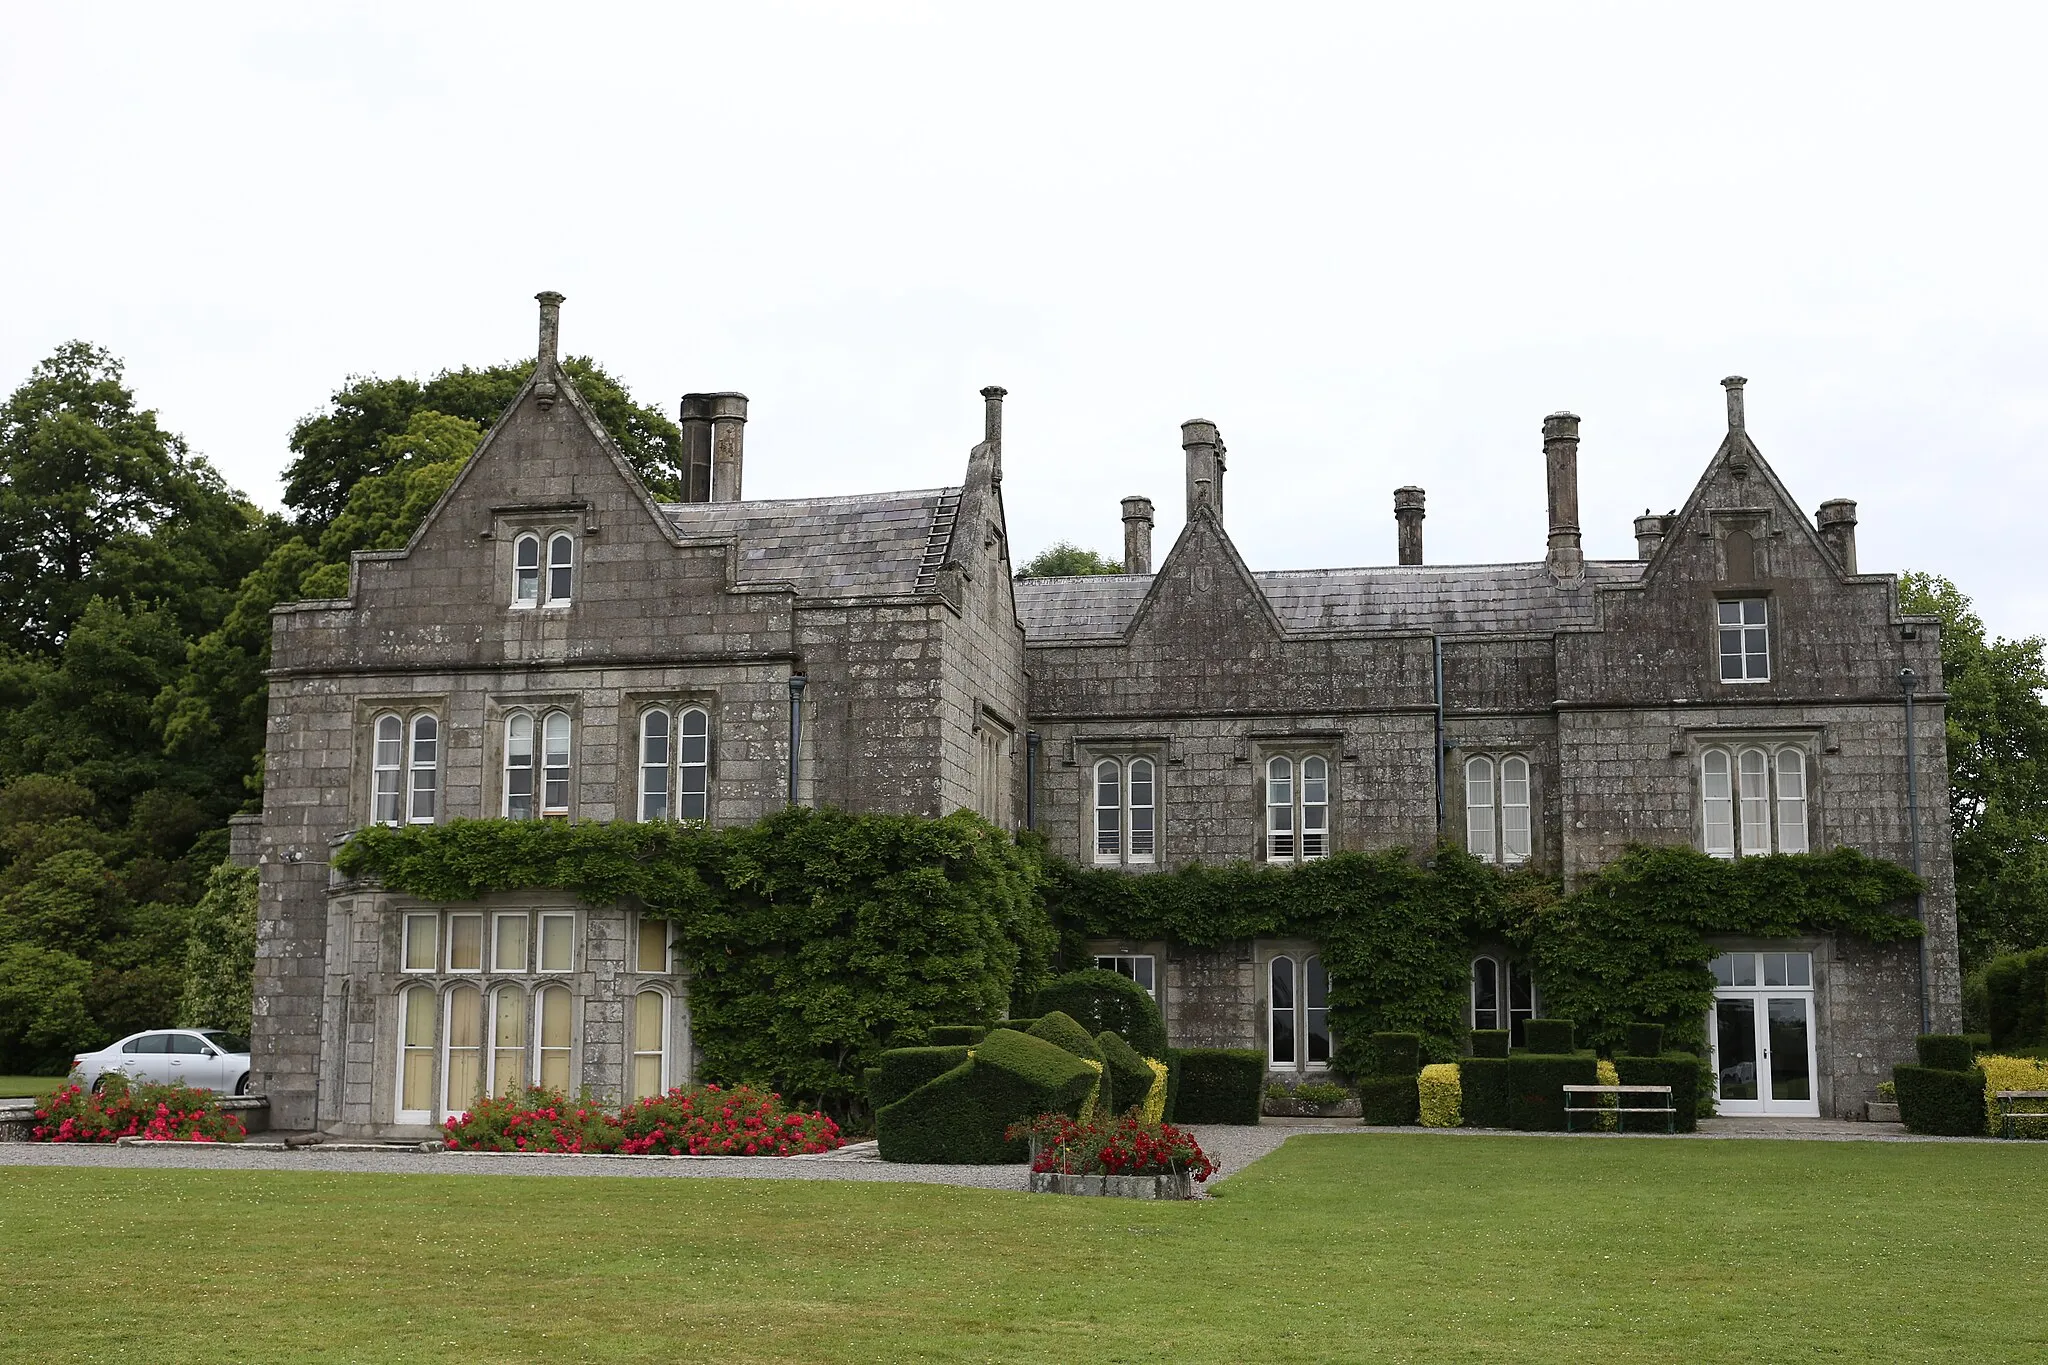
[2,1134,2042,1363]
[0,1075,64,1099]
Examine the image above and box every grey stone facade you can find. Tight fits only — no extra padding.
[251,298,1955,1134]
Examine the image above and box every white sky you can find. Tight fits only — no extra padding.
[4,3,2044,641]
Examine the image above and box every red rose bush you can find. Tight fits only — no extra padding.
[443,1082,843,1156]
[1006,1111,1216,1183]
[33,1074,248,1144]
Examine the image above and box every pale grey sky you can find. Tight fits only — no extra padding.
[4,3,2044,639]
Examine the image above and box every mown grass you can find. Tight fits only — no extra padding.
[0,1075,63,1099]
[2,1134,2043,1363]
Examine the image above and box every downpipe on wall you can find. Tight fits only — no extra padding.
[1433,635,1446,838]
[787,672,807,807]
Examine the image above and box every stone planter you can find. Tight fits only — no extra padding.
[1261,1097,1362,1118]
[1866,1101,1902,1124]
[1028,1169,1198,1200]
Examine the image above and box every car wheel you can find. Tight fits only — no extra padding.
[90,1075,106,1095]
[235,1074,249,1096]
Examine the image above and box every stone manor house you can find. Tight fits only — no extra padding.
[248,293,1960,1136]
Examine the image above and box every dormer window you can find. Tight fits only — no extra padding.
[512,532,574,608]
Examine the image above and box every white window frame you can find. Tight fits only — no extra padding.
[505,711,536,819]
[639,708,671,822]
[1470,955,1539,1044]
[537,912,576,974]
[534,983,573,1093]
[1092,756,1158,866]
[492,912,529,974]
[546,533,575,606]
[1266,952,1332,1072]
[513,533,541,607]
[372,714,404,825]
[630,987,671,1101]
[441,983,485,1118]
[1717,597,1771,683]
[1266,753,1334,864]
[396,982,437,1124]
[1094,954,1157,999]
[541,710,572,817]
[487,985,527,1098]
[634,914,673,975]
[1464,754,1532,865]
[408,714,438,824]
[445,913,485,974]
[1701,744,1811,858]
[638,705,712,824]
[401,913,439,974]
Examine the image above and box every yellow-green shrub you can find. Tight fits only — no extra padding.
[1074,1058,1106,1126]
[1977,1054,2048,1138]
[1140,1058,1169,1124]
[1595,1059,1620,1132]
[1418,1063,1462,1127]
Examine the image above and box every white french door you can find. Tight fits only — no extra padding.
[1708,952,1820,1118]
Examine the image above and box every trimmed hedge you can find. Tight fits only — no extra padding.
[999,1017,1042,1037]
[1171,1048,1264,1124]
[1417,1063,1462,1127]
[1460,1056,1511,1127]
[1470,1029,1510,1059]
[1917,1034,1976,1072]
[1095,1029,1158,1116]
[1367,1032,1423,1077]
[1983,946,2048,1050]
[869,1046,971,1112]
[928,1026,986,1046]
[1893,1063,1990,1137]
[1506,1053,1598,1131]
[1359,1075,1420,1125]
[1031,969,1169,1058]
[875,1028,1097,1163]
[1613,1053,1701,1133]
[1523,1019,1576,1054]
[1027,1011,1103,1062]
[1625,1023,1666,1058]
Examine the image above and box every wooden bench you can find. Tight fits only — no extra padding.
[1994,1089,2048,1139]
[1563,1084,1676,1134]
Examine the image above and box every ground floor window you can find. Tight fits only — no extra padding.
[1268,953,1331,1070]
[1095,954,1157,998]
[1709,950,1819,1117]
[1470,956,1537,1045]
[632,989,670,1100]
[399,984,436,1121]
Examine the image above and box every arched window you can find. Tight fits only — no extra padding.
[409,714,438,823]
[1775,748,1808,852]
[1127,758,1155,859]
[1702,745,1812,857]
[1301,758,1329,859]
[505,713,535,819]
[535,985,572,1091]
[443,984,483,1118]
[1500,756,1531,863]
[372,714,404,825]
[631,989,668,1101]
[1738,748,1770,854]
[1269,954,1296,1066]
[1304,954,1331,1066]
[513,534,541,605]
[1091,757,1157,865]
[1094,759,1123,864]
[1471,956,1501,1031]
[541,711,572,816]
[1465,757,1495,861]
[1266,758,1296,861]
[1471,956,1539,1043]
[1701,749,1735,856]
[678,708,710,821]
[398,984,436,1122]
[489,988,526,1098]
[1465,754,1531,865]
[639,709,671,821]
[547,534,574,604]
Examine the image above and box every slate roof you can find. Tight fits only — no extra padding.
[658,488,961,598]
[1014,560,1647,642]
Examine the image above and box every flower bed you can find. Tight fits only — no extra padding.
[443,1083,844,1155]
[32,1074,247,1144]
[1009,1112,1215,1197]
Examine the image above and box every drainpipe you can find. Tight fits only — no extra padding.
[1025,730,1040,831]
[1433,636,1446,838]
[1900,666,1929,1035]
[787,673,808,807]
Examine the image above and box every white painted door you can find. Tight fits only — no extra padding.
[1709,952,1821,1118]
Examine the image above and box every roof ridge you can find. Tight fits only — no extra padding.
[659,485,960,514]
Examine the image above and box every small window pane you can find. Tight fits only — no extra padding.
[537,986,572,1091]
[1775,748,1809,853]
[636,918,669,974]
[538,913,574,973]
[1710,954,1734,986]
[506,713,535,820]
[1464,757,1496,860]
[493,914,528,973]
[632,990,666,1101]
[1128,758,1155,861]
[678,708,710,822]
[447,914,483,973]
[1300,757,1329,860]
[1787,952,1812,987]
[1094,760,1122,862]
[1500,756,1531,863]
[542,712,571,815]
[401,986,436,1114]
[1738,748,1771,855]
[1763,952,1790,988]
[402,914,438,972]
[640,710,670,822]
[1727,952,1758,987]
[1702,751,1735,857]
[444,985,483,1115]
[547,534,574,603]
[1305,955,1331,1066]
[1269,955,1296,1065]
[373,714,403,825]
[490,990,526,1097]
[1095,954,1157,998]
[1267,758,1295,861]
[514,536,540,604]
[1471,957,1500,1031]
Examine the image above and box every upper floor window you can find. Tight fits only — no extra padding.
[1093,757,1157,866]
[1266,755,1330,863]
[974,724,1013,829]
[639,706,710,822]
[512,532,575,608]
[1702,745,1809,857]
[1718,598,1770,682]
[1464,755,1531,865]
[1095,954,1157,998]
[1269,952,1331,1071]
[505,709,573,819]
[372,712,439,826]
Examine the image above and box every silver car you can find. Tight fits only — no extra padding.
[71,1029,252,1095]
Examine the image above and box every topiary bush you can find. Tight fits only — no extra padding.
[1459,1057,1510,1127]
[1030,969,1168,1058]
[928,1026,986,1046]
[1367,1032,1423,1077]
[1975,1054,2048,1138]
[869,1046,971,1112]
[1983,946,2048,1050]
[1171,1048,1264,1124]
[1417,1063,1462,1127]
[1095,1030,1158,1116]
[1506,1053,1598,1131]
[1523,1019,1576,1054]
[1358,1075,1419,1125]
[1893,1063,1989,1137]
[1917,1034,1977,1072]
[1000,1017,1042,1037]
[1027,1011,1103,1062]
[1613,1053,1700,1133]
[875,1028,1097,1163]
[1470,1029,1510,1059]
[1625,1023,1665,1058]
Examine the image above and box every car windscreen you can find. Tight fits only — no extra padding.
[201,1031,250,1054]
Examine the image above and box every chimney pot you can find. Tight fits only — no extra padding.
[1816,497,1858,573]
[1121,495,1155,575]
[1182,418,1225,521]
[1722,375,1747,431]
[1633,509,1670,561]
[678,394,713,502]
[980,386,1006,486]
[1393,486,1426,565]
[1542,411,1583,578]
[707,392,748,502]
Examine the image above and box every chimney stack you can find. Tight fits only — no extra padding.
[1121,496,1155,574]
[1634,510,1670,561]
[1543,411,1583,577]
[1393,487,1426,565]
[533,291,564,410]
[1817,498,1858,573]
[1722,375,1747,431]
[1182,419,1225,521]
[981,386,1006,486]
[678,394,713,502]
[707,392,748,502]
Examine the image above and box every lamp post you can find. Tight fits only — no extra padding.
[787,673,807,807]
[1900,666,1929,1035]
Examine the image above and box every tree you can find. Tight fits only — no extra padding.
[1899,572,2048,963]
[179,863,256,1035]
[1015,541,1125,579]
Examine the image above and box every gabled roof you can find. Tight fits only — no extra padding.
[657,488,962,598]
[1014,559,1647,643]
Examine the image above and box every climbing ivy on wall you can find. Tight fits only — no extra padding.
[335,808,1055,1116]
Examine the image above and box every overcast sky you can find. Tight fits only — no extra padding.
[4,3,2044,640]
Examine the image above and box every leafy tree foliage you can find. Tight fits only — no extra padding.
[1900,573,2048,963]
[1015,541,1124,579]
[179,863,257,1035]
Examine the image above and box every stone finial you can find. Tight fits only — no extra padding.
[1817,497,1858,573]
[534,291,565,410]
[1121,495,1155,575]
[981,386,1007,485]
[1394,486,1426,566]
[1542,411,1583,578]
[1182,418,1224,521]
[1722,375,1747,431]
